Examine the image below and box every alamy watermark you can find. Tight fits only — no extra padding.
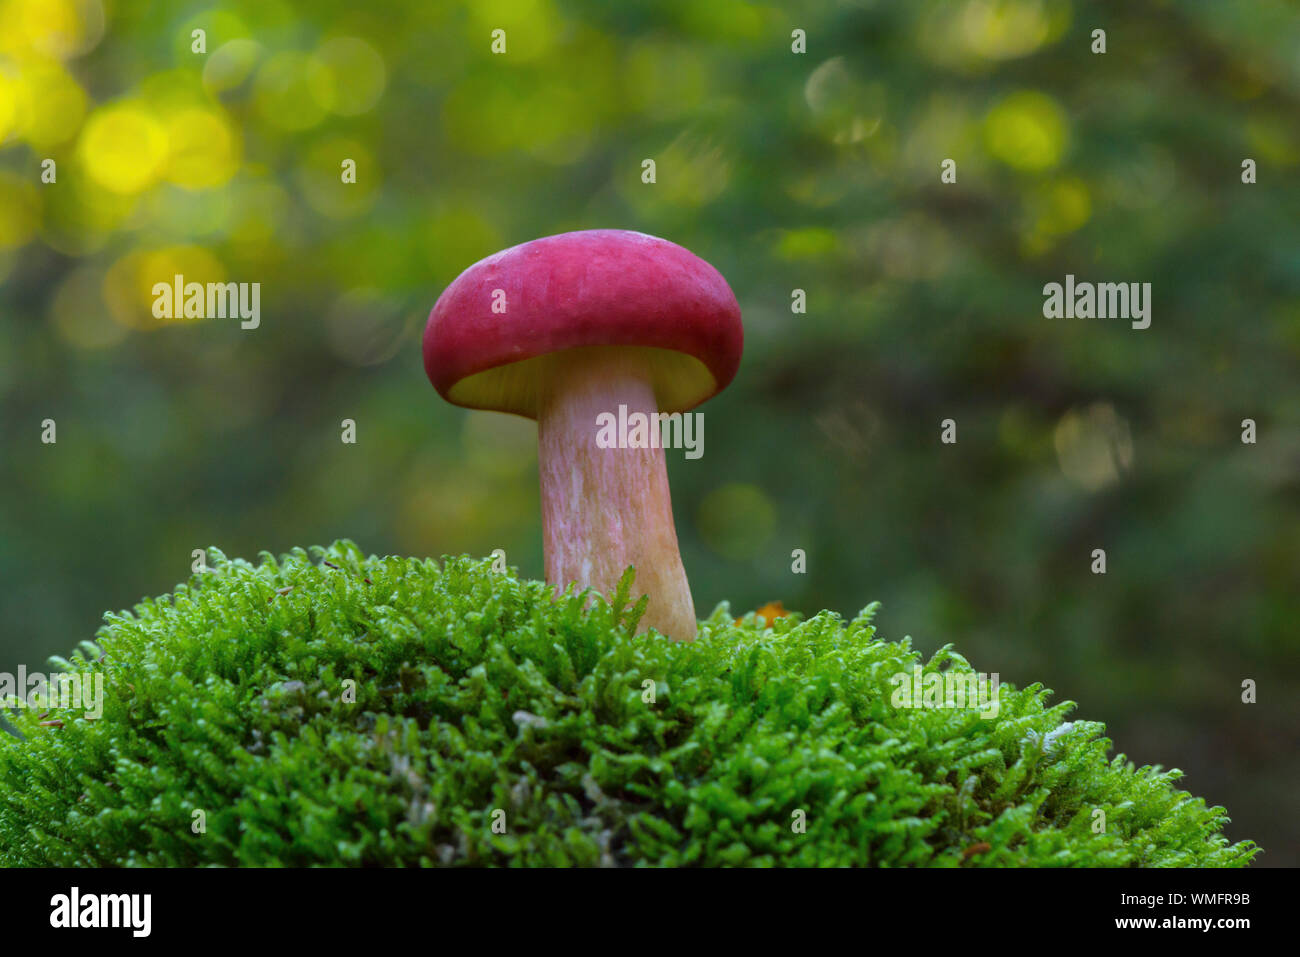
[50,887,151,937]
[595,405,703,459]
[1043,274,1150,330]
[889,665,1000,718]
[1,666,104,720]
[152,274,260,329]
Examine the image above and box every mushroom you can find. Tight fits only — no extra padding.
[424,229,743,641]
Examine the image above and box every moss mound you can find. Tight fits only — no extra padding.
[0,542,1257,867]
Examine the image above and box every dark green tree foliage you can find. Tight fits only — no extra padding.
[0,543,1257,867]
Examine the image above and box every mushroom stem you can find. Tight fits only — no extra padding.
[537,348,697,640]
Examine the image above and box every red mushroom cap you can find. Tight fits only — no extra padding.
[424,229,743,419]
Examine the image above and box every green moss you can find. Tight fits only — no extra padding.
[0,541,1257,867]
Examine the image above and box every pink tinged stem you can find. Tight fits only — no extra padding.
[537,349,698,641]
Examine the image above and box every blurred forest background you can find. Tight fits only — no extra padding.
[1,0,1297,864]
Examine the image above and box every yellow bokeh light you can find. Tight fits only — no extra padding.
[984,90,1068,171]
[103,245,226,329]
[136,68,210,117]
[960,0,1061,60]
[0,68,19,142]
[19,59,86,146]
[165,108,240,189]
[77,102,169,194]
[468,0,558,62]
[0,0,104,62]
[919,0,1068,70]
